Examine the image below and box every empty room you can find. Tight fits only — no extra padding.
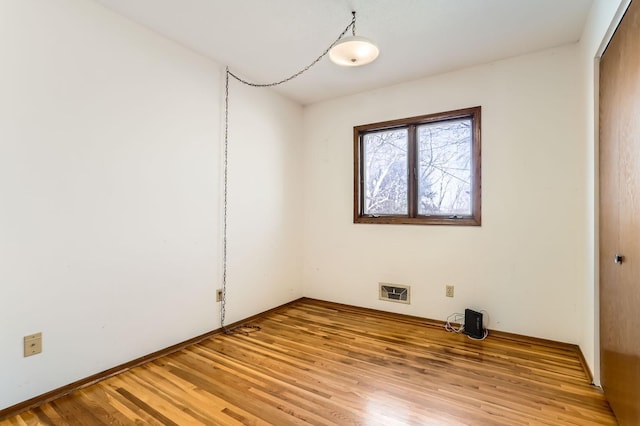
[1,0,639,424]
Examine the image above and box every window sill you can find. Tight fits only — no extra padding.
[354,215,481,226]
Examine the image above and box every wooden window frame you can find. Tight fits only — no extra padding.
[354,106,481,226]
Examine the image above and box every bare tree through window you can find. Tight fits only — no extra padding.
[363,129,408,215]
[418,119,471,216]
[354,107,481,226]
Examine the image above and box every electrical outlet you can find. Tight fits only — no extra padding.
[24,333,42,357]
[216,289,223,302]
[446,285,454,298]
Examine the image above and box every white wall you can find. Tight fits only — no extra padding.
[303,44,587,344]
[224,79,304,324]
[0,0,302,410]
[578,0,630,383]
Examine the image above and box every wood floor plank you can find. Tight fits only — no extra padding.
[1,299,617,425]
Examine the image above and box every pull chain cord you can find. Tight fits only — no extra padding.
[221,13,357,335]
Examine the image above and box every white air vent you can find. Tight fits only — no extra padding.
[379,283,411,304]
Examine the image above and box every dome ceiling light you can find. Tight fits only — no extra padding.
[329,12,379,67]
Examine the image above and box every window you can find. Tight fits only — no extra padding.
[354,106,481,225]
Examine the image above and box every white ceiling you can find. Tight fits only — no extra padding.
[92,0,594,105]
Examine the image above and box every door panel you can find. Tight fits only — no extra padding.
[599,1,640,424]
[598,37,621,421]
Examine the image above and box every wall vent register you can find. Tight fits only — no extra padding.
[379,283,411,304]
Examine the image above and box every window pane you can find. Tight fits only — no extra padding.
[362,129,408,215]
[417,119,472,216]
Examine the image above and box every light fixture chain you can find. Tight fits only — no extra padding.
[352,11,356,36]
[220,67,229,331]
[221,12,357,335]
[227,13,356,87]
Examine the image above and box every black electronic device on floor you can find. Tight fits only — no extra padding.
[464,309,484,339]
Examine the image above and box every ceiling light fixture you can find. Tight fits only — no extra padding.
[329,11,379,67]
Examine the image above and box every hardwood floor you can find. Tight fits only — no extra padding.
[2,299,616,425]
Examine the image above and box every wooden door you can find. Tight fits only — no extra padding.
[599,1,640,424]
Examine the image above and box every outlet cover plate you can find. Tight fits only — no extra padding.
[24,332,42,357]
[446,285,454,297]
